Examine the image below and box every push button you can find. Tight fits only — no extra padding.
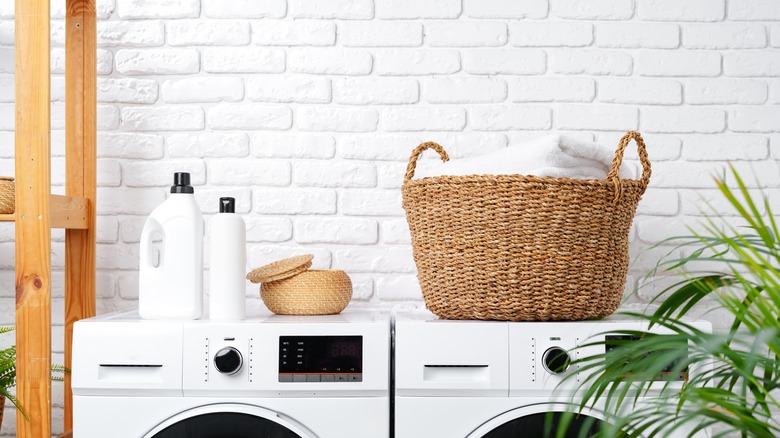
[306,374,321,382]
[293,374,307,382]
[348,374,362,382]
[320,375,335,382]
[336,375,349,382]
[279,374,293,382]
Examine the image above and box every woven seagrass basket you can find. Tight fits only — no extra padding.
[0,177,13,214]
[247,255,352,315]
[260,270,352,316]
[401,131,651,322]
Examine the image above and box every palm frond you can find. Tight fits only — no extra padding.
[560,166,780,437]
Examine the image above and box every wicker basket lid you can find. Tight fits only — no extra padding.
[247,254,314,284]
[0,176,12,181]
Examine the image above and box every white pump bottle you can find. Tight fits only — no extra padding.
[139,172,204,320]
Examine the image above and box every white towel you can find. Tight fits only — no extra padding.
[413,134,639,180]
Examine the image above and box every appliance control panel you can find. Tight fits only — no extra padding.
[278,335,363,383]
[605,334,688,382]
[180,315,389,397]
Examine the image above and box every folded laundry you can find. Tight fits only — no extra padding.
[413,133,639,180]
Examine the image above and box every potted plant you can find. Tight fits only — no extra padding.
[0,326,67,430]
[562,166,780,437]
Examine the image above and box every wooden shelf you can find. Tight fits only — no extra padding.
[0,195,89,229]
[14,0,97,435]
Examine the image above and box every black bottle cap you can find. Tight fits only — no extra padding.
[171,172,194,194]
[219,197,236,213]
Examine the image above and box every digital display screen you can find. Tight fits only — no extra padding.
[605,335,688,382]
[279,336,363,374]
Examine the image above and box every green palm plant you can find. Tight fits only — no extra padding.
[0,326,67,423]
[561,165,780,438]
[0,326,19,412]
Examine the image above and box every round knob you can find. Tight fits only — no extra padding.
[214,347,243,375]
[542,347,571,375]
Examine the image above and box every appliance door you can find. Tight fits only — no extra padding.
[143,403,318,438]
[467,403,638,438]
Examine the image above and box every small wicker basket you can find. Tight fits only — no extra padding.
[0,177,14,214]
[261,270,352,315]
[247,255,352,315]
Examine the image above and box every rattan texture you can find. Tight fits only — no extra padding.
[246,254,314,284]
[401,131,651,322]
[0,177,13,214]
[260,270,352,315]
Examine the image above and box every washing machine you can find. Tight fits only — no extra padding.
[72,309,390,437]
[394,309,712,437]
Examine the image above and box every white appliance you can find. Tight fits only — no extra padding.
[394,310,712,438]
[72,309,390,438]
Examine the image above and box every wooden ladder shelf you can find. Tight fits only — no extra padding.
[11,0,97,436]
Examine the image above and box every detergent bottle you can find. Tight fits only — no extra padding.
[208,197,247,320]
[139,172,203,319]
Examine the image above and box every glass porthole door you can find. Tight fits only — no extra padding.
[468,404,634,438]
[480,411,606,437]
[143,404,317,438]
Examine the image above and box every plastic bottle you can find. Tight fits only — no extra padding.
[139,172,204,320]
[208,197,247,320]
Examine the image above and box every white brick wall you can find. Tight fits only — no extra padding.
[340,21,423,47]
[637,0,725,22]
[426,21,508,47]
[598,78,682,105]
[682,23,767,49]
[208,104,292,130]
[251,20,336,46]
[97,21,164,47]
[595,22,679,48]
[162,77,244,103]
[115,48,200,75]
[202,47,285,73]
[288,48,372,75]
[167,20,251,46]
[638,50,721,77]
[462,49,546,74]
[510,77,595,102]
[510,22,594,47]
[549,48,633,75]
[3,1,780,434]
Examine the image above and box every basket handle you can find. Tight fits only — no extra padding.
[404,142,450,183]
[606,131,652,202]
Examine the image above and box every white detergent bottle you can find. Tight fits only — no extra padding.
[208,197,247,320]
[139,172,204,320]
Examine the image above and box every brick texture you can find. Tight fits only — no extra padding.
[3,2,780,434]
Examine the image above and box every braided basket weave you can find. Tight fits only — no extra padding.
[0,177,13,214]
[247,255,352,315]
[401,131,651,322]
[260,270,352,315]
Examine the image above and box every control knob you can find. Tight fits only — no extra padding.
[214,346,243,375]
[542,347,571,375]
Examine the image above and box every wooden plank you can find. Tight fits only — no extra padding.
[64,0,97,431]
[51,194,89,229]
[14,0,52,436]
[0,195,89,228]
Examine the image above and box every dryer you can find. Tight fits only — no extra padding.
[72,309,390,438]
[394,310,711,438]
